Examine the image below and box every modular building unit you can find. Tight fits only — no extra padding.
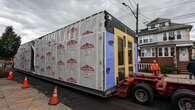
[14,11,137,96]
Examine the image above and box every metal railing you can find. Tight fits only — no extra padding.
[138,63,152,72]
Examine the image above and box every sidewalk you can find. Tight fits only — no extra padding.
[0,78,72,110]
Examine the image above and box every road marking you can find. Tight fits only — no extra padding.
[28,106,41,110]
[15,97,33,104]
[15,92,25,96]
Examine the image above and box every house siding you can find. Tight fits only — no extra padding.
[181,29,190,40]
[138,18,193,74]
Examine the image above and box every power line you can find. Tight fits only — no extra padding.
[126,0,150,21]
[141,0,195,14]
[131,0,137,6]
[128,0,136,9]
[170,13,195,20]
[183,21,195,24]
[107,0,151,29]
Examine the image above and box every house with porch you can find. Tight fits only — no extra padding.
[138,18,193,74]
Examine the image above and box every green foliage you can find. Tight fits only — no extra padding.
[141,69,152,73]
[0,26,21,59]
[160,65,177,74]
[0,71,7,78]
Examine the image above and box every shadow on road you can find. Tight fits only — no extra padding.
[14,72,172,110]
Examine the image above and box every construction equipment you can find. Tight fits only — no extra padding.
[7,71,14,80]
[49,86,59,105]
[22,76,29,89]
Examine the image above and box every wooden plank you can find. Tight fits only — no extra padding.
[165,77,195,85]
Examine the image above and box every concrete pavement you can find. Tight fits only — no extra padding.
[0,78,72,110]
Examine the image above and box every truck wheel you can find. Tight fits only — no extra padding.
[172,89,195,110]
[132,83,154,105]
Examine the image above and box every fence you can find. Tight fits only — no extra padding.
[138,63,152,73]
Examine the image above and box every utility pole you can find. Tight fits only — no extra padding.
[122,2,139,37]
[136,4,139,37]
[122,2,139,73]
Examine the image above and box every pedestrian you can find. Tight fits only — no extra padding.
[187,61,195,79]
[151,60,160,76]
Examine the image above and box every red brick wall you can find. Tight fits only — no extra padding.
[141,57,174,66]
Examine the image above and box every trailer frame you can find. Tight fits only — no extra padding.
[115,73,195,110]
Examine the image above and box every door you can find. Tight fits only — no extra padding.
[127,37,134,75]
[117,36,125,82]
[114,28,134,84]
[179,47,189,61]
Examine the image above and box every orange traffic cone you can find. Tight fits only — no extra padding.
[49,86,59,105]
[7,71,14,80]
[23,76,29,89]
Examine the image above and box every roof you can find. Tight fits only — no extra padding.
[139,23,193,36]
[139,40,193,47]
[147,18,170,26]
[104,11,136,38]
[22,10,136,45]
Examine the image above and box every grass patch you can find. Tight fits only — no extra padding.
[0,71,7,78]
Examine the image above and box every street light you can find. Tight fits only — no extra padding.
[122,2,139,36]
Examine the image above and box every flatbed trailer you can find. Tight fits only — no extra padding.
[115,73,195,110]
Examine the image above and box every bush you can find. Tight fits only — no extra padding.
[160,65,177,74]
[141,69,152,73]
[0,71,7,78]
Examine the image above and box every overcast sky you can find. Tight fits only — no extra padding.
[0,0,195,43]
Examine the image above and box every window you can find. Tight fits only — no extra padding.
[169,31,175,40]
[152,48,155,56]
[141,49,144,57]
[171,47,175,56]
[145,48,151,57]
[143,38,148,43]
[141,47,155,57]
[165,22,169,26]
[163,33,167,41]
[192,48,195,60]
[141,36,153,44]
[139,39,142,44]
[155,24,160,28]
[158,47,175,57]
[118,37,124,65]
[128,42,132,64]
[161,23,165,27]
[158,48,163,56]
[176,31,181,39]
[151,25,155,29]
[149,36,153,42]
[164,47,169,56]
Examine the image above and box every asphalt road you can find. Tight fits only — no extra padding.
[14,71,172,110]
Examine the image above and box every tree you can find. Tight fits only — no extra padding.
[0,26,21,60]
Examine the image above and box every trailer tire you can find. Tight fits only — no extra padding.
[172,89,195,110]
[132,83,154,105]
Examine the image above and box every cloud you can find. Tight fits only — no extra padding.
[0,0,194,43]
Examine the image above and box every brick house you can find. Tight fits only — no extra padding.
[138,18,193,74]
